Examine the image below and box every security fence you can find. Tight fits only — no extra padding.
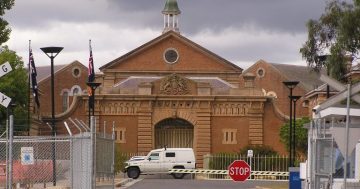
[203,153,305,180]
[118,151,304,181]
[0,116,115,189]
[0,136,72,188]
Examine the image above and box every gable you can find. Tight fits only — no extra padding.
[38,60,87,84]
[100,31,242,73]
[242,60,323,93]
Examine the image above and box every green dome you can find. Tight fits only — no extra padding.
[162,0,181,14]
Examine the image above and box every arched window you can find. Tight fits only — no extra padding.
[70,85,82,96]
[73,88,79,96]
[62,91,69,112]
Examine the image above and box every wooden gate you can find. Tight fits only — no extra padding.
[155,118,193,148]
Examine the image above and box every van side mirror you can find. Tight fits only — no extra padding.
[148,157,151,161]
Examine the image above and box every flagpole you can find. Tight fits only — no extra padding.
[88,39,91,127]
[28,40,31,136]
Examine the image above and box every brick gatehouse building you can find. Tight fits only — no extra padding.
[31,0,320,167]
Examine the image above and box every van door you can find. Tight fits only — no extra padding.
[143,152,162,172]
[162,151,176,172]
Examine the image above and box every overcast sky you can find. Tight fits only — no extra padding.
[4,0,329,71]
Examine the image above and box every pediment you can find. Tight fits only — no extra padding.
[100,31,242,73]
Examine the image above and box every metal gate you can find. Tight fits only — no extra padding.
[155,118,193,148]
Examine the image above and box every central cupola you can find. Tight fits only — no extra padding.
[162,0,181,33]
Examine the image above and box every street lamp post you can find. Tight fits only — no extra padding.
[86,82,101,123]
[40,46,63,186]
[291,95,301,164]
[283,81,299,167]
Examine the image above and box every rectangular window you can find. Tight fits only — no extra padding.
[149,153,159,160]
[119,131,123,141]
[62,92,69,112]
[222,129,237,144]
[115,128,126,143]
[166,152,175,157]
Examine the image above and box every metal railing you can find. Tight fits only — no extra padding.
[118,152,305,181]
[203,153,305,180]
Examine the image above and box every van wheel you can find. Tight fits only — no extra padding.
[127,167,140,179]
[172,167,185,179]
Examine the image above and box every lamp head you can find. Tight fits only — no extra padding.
[86,82,101,89]
[40,47,63,58]
[290,95,302,102]
[283,81,299,89]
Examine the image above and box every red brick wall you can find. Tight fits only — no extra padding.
[239,61,309,118]
[99,115,138,153]
[110,35,239,73]
[38,62,88,115]
[263,102,287,155]
[211,117,249,153]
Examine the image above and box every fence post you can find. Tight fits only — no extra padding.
[103,121,106,138]
[5,118,8,188]
[203,154,209,169]
[8,115,13,189]
[70,134,73,189]
[91,116,96,189]
[112,121,115,189]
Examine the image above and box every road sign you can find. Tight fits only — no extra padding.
[21,147,34,165]
[247,150,253,158]
[0,62,12,78]
[0,92,11,108]
[228,160,251,182]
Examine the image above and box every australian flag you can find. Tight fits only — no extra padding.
[88,46,95,83]
[29,48,40,107]
[88,41,95,109]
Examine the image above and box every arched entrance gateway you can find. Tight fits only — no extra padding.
[154,118,194,148]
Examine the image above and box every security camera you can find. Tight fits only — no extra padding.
[312,105,320,113]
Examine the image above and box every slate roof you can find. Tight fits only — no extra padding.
[114,76,236,94]
[36,65,66,81]
[270,63,324,92]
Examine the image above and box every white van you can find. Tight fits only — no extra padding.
[124,148,196,179]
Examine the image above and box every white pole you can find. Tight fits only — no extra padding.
[8,115,13,189]
[5,117,8,188]
[112,121,115,189]
[91,116,96,189]
[344,83,351,189]
[163,15,166,28]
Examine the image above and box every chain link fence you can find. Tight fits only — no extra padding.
[0,116,115,189]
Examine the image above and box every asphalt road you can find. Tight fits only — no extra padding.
[125,178,288,189]
[96,173,289,189]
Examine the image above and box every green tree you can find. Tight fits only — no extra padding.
[300,0,360,80]
[0,46,28,134]
[279,117,310,156]
[0,0,14,45]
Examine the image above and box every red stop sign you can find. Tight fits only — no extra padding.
[228,160,251,182]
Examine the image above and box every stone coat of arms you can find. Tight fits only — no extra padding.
[160,74,189,95]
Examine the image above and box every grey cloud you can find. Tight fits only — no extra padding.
[106,0,327,33]
[5,0,326,33]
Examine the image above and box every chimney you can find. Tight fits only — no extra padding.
[243,73,256,88]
